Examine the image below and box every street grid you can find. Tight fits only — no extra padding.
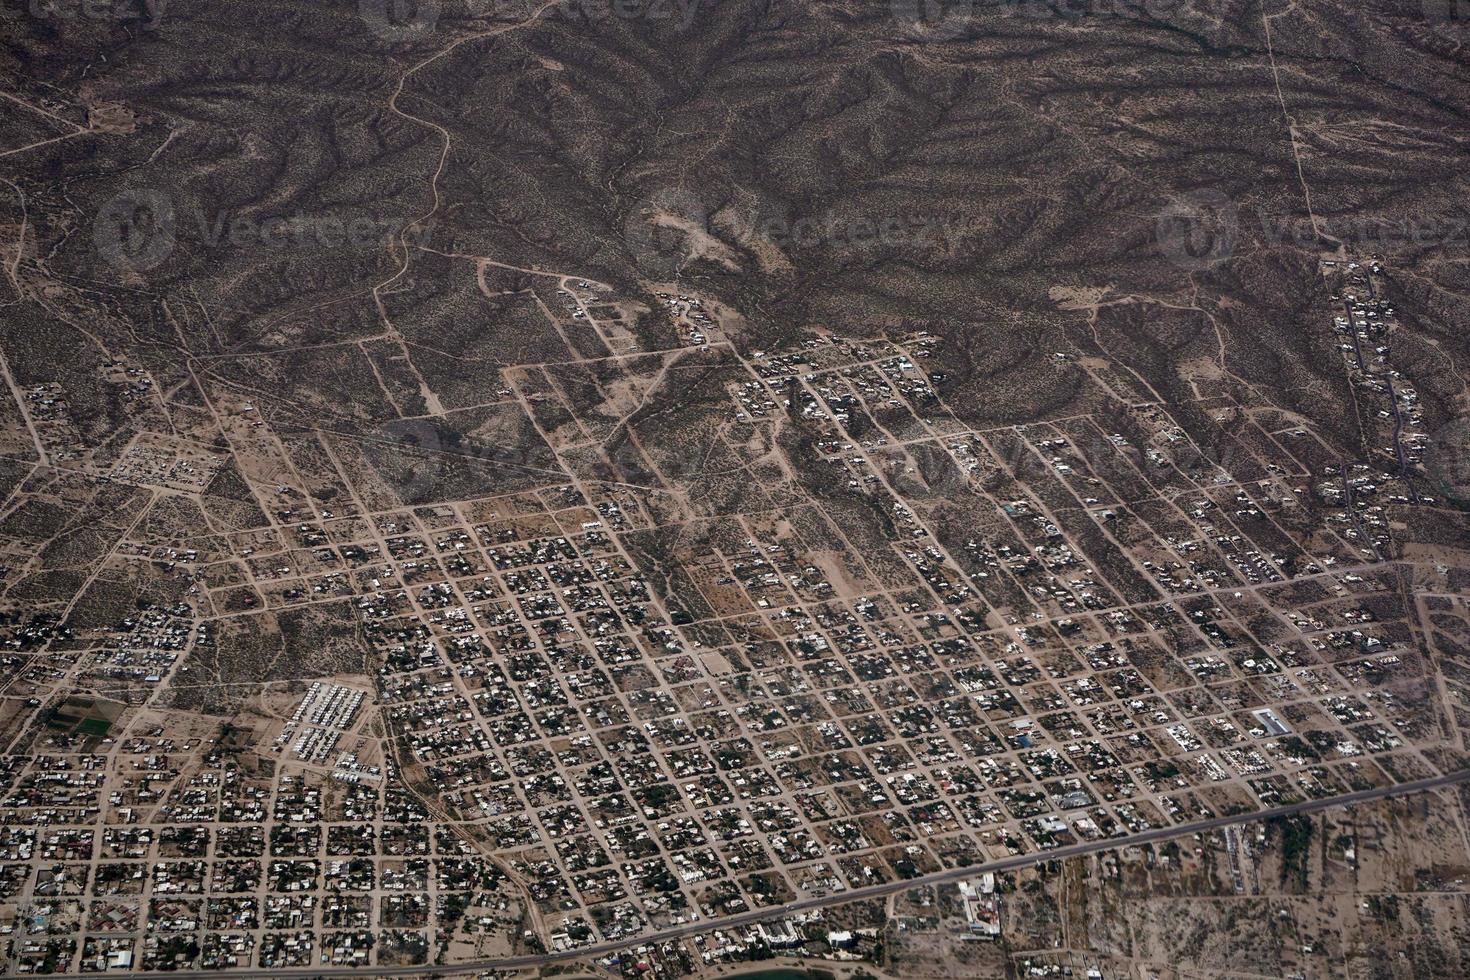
[0,256,1465,974]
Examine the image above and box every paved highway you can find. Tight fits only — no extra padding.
[19,767,1470,980]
